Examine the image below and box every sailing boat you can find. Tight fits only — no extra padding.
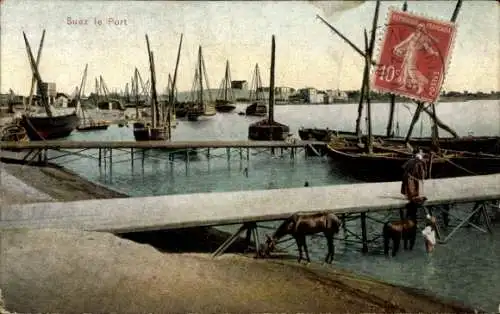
[133,35,170,141]
[187,46,216,122]
[20,31,79,141]
[245,63,267,116]
[215,60,236,112]
[75,64,110,131]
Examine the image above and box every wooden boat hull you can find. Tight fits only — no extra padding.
[245,102,266,116]
[299,128,500,154]
[77,120,110,132]
[326,144,500,182]
[215,100,236,113]
[133,123,169,141]
[20,112,79,141]
[248,120,290,141]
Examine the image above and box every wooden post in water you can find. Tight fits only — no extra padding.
[360,212,368,253]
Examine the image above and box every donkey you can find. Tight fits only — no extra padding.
[264,212,341,264]
[383,197,426,257]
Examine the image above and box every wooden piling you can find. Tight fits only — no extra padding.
[360,212,368,253]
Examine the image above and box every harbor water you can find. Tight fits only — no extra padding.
[52,100,500,311]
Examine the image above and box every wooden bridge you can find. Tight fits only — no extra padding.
[0,140,326,172]
[1,173,498,257]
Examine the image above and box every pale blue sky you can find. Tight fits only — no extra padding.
[1,0,498,95]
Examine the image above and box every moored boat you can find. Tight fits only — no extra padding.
[299,127,500,154]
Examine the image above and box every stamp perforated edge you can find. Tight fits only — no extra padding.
[369,6,459,104]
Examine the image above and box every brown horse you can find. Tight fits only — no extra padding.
[264,212,341,263]
[383,198,425,257]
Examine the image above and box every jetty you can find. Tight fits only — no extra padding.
[1,173,498,256]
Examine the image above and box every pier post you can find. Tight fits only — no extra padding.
[341,214,348,239]
[246,148,249,161]
[360,212,368,253]
[141,149,145,167]
[43,149,48,165]
[109,148,113,177]
[131,148,134,169]
[206,148,210,159]
[226,148,230,162]
[185,149,190,175]
[239,147,243,160]
[98,148,102,167]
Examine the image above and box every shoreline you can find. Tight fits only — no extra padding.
[0,159,481,313]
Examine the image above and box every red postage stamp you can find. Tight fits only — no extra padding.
[371,9,457,103]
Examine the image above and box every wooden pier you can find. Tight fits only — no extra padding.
[1,173,498,257]
[0,140,326,175]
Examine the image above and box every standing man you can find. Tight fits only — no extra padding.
[401,148,427,202]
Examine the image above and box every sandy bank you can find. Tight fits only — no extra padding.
[0,228,476,313]
[0,162,477,313]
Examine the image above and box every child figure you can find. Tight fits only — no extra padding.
[422,214,437,253]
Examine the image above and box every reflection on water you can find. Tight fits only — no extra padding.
[56,100,499,312]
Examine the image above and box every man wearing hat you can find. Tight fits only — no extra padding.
[401,148,427,202]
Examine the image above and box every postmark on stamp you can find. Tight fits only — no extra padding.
[371,9,457,103]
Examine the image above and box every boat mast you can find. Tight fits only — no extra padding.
[268,35,276,124]
[134,68,140,119]
[168,33,183,139]
[26,30,45,112]
[198,46,204,111]
[224,60,229,101]
[145,34,160,128]
[405,0,462,145]
[22,31,52,118]
[363,29,373,154]
[386,1,407,137]
[77,64,88,122]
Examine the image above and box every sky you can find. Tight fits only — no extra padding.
[1,0,499,95]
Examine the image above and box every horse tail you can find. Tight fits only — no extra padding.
[383,222,391,256]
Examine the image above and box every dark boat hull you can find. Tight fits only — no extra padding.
[326,144,500,182]
[77,121,110,132]
[299,128,500,154]
[248,120,290,141]
[20,112,80,141]
[133,123,169,141]
[215,100,236,113]
[245,102,266,116]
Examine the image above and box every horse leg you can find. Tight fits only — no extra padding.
[392,233,401,257]
[324,231,333,263]
[409,227,417,250]
[403,231,409,250]
[294,236,303,263]
[302,236,311,263]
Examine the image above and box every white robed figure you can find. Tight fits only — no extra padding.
[422,214,437,253]
[393,23,439,95]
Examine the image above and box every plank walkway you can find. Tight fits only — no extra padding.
[0,140,325,150]
[1,174,498,233]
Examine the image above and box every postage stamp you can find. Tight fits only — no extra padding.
[371,8,457,103]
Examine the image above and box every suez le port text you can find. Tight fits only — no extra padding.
[66,17,128,26]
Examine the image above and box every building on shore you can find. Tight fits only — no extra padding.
[324,89,349,103]
[37,82,57,105]
[231,80,248,90]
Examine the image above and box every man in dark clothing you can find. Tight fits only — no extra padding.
[401,150,427,201]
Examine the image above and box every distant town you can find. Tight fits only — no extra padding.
[1,79,499,111]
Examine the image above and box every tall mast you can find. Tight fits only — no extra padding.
[198,46,204,109]
[268,35,276,124]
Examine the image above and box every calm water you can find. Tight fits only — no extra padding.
[53,100,500,311]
